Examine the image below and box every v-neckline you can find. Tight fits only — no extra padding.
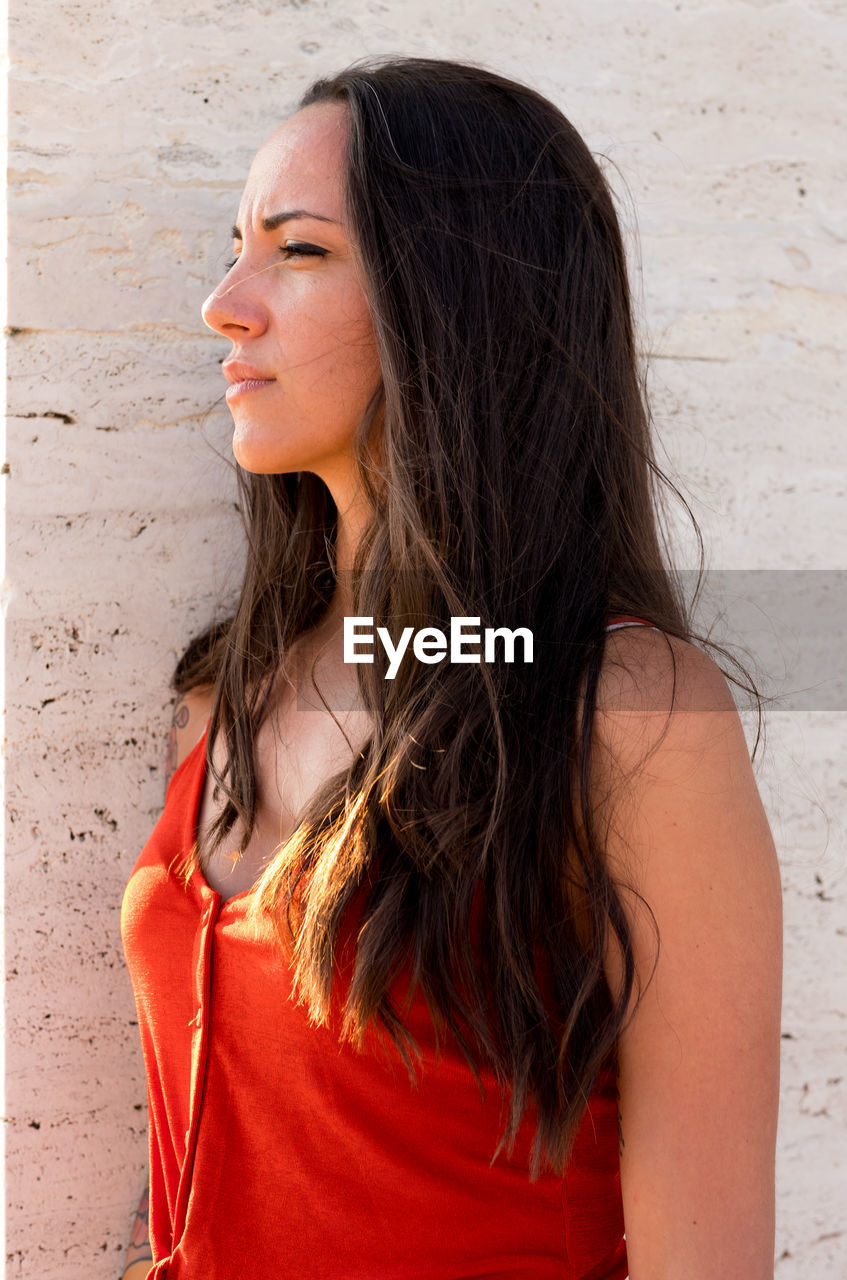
[186,722,263,910]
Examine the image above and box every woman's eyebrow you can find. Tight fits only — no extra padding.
[231,210,339,239]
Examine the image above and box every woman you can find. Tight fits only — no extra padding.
[120,56,783,1279]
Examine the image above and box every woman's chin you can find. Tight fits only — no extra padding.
[231,428,295,476]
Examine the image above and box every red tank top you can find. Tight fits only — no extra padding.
[121,616,657,1278]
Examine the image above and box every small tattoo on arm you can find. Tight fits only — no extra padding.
[164,698,188,796]
[125,1184,152,1267]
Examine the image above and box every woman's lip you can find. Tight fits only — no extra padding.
[225,378,277,400]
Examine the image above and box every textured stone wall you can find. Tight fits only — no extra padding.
[5,1,845,1276]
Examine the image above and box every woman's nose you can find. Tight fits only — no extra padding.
[201,265,269,338]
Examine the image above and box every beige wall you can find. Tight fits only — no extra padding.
[5,1,845,1275]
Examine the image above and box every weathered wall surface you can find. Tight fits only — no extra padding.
[5,1,845,1276]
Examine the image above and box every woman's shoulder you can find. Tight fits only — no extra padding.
[587,624,745,876]
[597,623,736,724]
[163,685,214,793]
[589,622,760,917]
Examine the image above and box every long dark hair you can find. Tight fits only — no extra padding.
[177,55,763,1176]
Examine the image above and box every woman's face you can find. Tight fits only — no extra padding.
[201,103,382,480]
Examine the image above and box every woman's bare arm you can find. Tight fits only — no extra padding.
[120,1183,151,1279]
[592,629,783,1280]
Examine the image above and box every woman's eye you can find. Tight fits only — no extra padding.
[223,243,326,273]
[280,242,328,260]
